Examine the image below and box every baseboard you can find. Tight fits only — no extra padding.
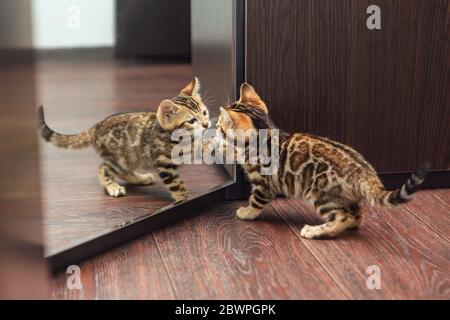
[229,170,449,201]
[380,170,450,190]
[35,47,114,60]
[34,47,191,63]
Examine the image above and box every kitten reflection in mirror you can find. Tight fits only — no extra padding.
[38,77,210,202]
[216,83,427,239]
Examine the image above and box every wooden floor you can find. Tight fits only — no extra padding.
[38,52,230,255]
[50,188,450,299]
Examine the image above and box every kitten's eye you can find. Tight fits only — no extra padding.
[188,118,197,124]
[203,110,208,116]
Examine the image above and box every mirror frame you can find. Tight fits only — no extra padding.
[46,0,246,273]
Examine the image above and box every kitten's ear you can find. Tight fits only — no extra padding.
[180,77,201,97]
[220,107,234,128]
[157,99,179,130]
[239,83,268,113]
[220,107,253,131]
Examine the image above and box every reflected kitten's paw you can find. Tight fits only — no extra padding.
[173,191,190,203]
[105,185,126,197]
[137,173,156,185]
[236,206,259,220]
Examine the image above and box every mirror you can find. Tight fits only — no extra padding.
[33,0,235,257]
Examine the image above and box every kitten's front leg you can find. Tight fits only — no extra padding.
[99,163,126,197]
[236,205,261,220]
[237,185,273,220]
[154,160,190,202]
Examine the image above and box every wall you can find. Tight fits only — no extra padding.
[0,0,49,299]
[32,0,115,49]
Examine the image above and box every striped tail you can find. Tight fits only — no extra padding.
[369,165,428,208]
[38,106,93,149]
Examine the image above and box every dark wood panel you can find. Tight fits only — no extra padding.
[271,192,450,299]
[116,0,191,58]
[246,0,300,131]
[246,0,450,173]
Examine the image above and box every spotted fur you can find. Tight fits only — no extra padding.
[217,83,427,239]
[38,78,210,201]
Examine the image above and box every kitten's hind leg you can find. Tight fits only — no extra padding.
[348,203,364,229]
[99,163,126,197]
[237,186,273,220]
[301,198,356,239]
[300,209,355,239]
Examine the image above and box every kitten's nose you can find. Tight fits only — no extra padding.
[203,122,210,128]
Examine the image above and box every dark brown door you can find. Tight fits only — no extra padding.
[116,0,191,58]
[246,0,449,177]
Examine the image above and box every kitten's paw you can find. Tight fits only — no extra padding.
[105,185,126,197]
[301,225,321,239]
[300,224,331,239]
[236,206,259,220]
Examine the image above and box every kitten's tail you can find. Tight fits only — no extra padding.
[367,165,428,208]
[38,106,93,149]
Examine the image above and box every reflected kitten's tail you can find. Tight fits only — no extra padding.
[368,165,428,208]
[38,106,93,149]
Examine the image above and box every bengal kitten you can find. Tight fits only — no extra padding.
[216,83,427,239]
[38,78,210,202]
